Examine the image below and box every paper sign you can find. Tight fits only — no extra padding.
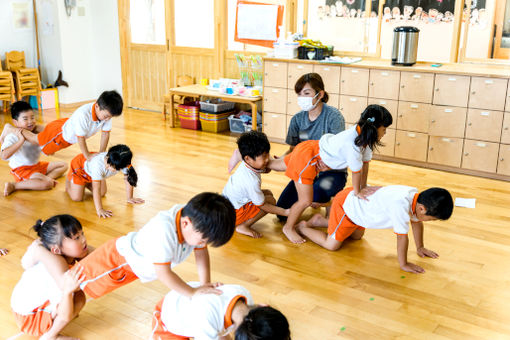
[237,4,278,41]
[454,198,476,208]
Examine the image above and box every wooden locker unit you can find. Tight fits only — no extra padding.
[263,112,287,140]
[313,64,341,94]
[340,67,369,97]
[429,106,467,138]
[465,109,503,143]
[369,69,400,100]
[264,61,288,88]
[433,74,470,107]
[497,144,510,176]
[339,95,368,123]
[468,77,508,111]
[374,128,396,157]
[399,72,434,103]
[427,136,464,167]
[395,130,429,162]
[396,102,431,133]
[367,98,399,116]
[462,139,499,173]
[288,63,314,88]
[263,87,287,114]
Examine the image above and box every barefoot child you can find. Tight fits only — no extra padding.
[296,186,454,273]
[1,101,67,196]
[151,282,291,340]
[66,144,144,218]
[223,131,289,238]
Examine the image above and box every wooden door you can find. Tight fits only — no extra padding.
[374,128,396,157]
[429,106,467,138]
[427,137,463,167]
[369,70,400,100]
[502,112,510,144]
[396,102,431,133]
[493,0,510,59]
[339,95,368,123]
[462,139,499,173]
[263,87,287,114]
[367,98,399,116]
[313,65,341,94]
[399,72,434,103]
[263,112,287,140]
[465,109,504,143]
[433,74,470,107]
[497,144,510,175]
[288,63,313,89]
[264,61,288,88]
[468,77,508,111]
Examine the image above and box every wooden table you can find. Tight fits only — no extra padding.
[165,84,262,130]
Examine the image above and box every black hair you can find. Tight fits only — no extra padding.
[237,131,270,160]
[355,104,393,150]
[235,306,291,340]
[10,101,33,120]
[32,214,83,250]
[97,90,123,116]
[294,73,329,103]
[417,187,454,220]
[181,192,236,247]
[106,144,138,187]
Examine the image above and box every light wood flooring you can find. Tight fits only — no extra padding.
[1,107,510,339]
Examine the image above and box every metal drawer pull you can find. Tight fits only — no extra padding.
[481,111,490,116]
[444,109,453,113]
[476,142,486,147]
[431,120,436,123]
[465,152,469,156]
[504,127,509,130]
[501,158,505,161]
[429,147,434,151]
[396,142,401,146]
[435,88,439,91]
[442,138,451,142]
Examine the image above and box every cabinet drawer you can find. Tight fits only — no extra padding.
[374,128,396,157]
[339,95,368,123]
[465,109,503,143]
[429,106,467,138]
[367,98,399,117]
[433,74,470,107]
[462,139,499,173]
[395,130,429,162]
[497,144,510,176]
[369,69,400,100]
[340,67,369,97]
[399,72,434,103]
[288,63,314,89]
[427,136,463,167]
[469,77,508,111]
[264,61,288,88]
[287,89,300,116]
[263,112,287,140]
[506,86,510,112]
[263,87,287,114]
[502,112,510,143]
[396,102,431,133]
[313,64,341,94]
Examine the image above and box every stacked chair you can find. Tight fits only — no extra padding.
[5,51,42,113]
[0,61,16,112]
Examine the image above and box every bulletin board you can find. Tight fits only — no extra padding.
[234,0,284,48]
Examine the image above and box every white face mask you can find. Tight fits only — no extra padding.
[297,93,320,111]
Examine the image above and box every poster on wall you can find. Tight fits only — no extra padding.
[11,1,32,31]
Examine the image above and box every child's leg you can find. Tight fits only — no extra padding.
[46,161,68,180]
[4,174,57,196]
[296,222,342,251]
[268,157,287,172]
[236,209,266,238]
[282,182,313,244]
[65,178,86,201]
[40,290,86,340]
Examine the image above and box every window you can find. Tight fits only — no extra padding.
[130,0,165,45]
[174,0,214,48]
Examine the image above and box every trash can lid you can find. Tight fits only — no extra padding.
[394,26,420,33]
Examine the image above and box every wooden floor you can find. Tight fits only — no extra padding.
[1,107,510,340]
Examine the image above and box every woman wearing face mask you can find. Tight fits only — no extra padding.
[276,73,347,221]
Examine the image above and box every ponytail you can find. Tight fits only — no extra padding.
[107,144,137,186]
[32,215,83,250]
[355,104,393,150]
[125,165,138,187]
[235,306,291,340]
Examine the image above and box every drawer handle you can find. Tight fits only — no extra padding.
[444,109,453,113]
[471,91,476,95]
[442,138,451,142]
[272,89,279,93]
[340,107,344,111]
[435,88,439,91]
[476,142,486,147]
[401,85,405,88]
[351,70,359,73]
[468,122,472,126]
[485,79,494,84]
[399,114,403,118]
[410,104,419,109]
[341,79,345,83]
[396,142,401,146]
[349,98,358,102]
[429,147,434,151]
[465,152,469,156]
[381,72,389,76]
[501,158,505,161]
[413,74,421,79]
[407,133,416,138]
[297,65,304,69]
[431,119,436,123]
[370,82,374,86]
[448,77,456,81]
[481,111,490,116]
[504,127,509,130]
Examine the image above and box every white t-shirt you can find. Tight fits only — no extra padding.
[342,185,420,235]
[62,103,112,144]
[116,205,203,282]
[222,162,265,209]
[11,262,62,315]
[83,152,125,181]
[159,282,253,340]
[1,133,41,169]
[319,126,372,172]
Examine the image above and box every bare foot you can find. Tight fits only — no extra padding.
[0,248,8,256]
[228,149,242,173]
[4,182,15,196]
[283,225,306,244]
[236,225,262,238]
[295,221,308,232]
[308,213,327,227]
[52,179,58,188]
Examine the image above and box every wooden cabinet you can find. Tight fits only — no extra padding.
[288,63,314,89]
[328,94,340,112]
[501,112,510,144]
[313,65,341,94]
[497,144,510,175]
[433,74,470,107]
[399,72,434,103]
[263,112,287,140]
[465,109,503,143]
[339,95,368,123]
[429,106,467,138]
[506,86,510,112]
[367,98,399,117]
[396,102,431,133]
[375,128,396,157]
[264,61,288,88]
[427,136,463,167]
[287,89,300,116]
[340,67,369,97]
[369,69,400,100]
[468,77,508,111]
[263,87,287,114]
[395,130,429,162]
[462,139,499,173]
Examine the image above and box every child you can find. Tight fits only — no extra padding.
[3,90,123,158]
[223,131,289,238]
[78,192,236,299]
[270,105,393,243]
[66,144,144,218]
[11,215,91,339]
[1,101,67,196]
[296,186,454,274]
[151,282,291,340]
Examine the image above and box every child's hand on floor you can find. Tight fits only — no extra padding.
[417,247,439,258]
[97,208,113,218]
[127,197,145,204]
[400,262,425,274]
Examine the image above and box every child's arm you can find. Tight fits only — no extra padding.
[411,221,439,259]
[259,202,289,216]
[154,264,221,298]
[77,136,92,160]
[396,234,425,274]
[92,180,113,218]
[360,162,369,189]
[27,242,70,289]
[124,176,144,204]
[194,247,211,285]
[1,129,25,160]
[99,131,110,153]
[34,124,45,133]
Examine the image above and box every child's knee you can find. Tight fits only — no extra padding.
[350,228,365,240]
[74,290,86,314]
[42,178,54,190]
[325,241,342,251]
[67,191,83,202]
[60,162,69,171]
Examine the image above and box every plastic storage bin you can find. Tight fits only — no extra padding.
[297,46,334,60]
[199,101,235,112]
[199,110,233,133]
[228,116,247,133]
[178,104,201,130]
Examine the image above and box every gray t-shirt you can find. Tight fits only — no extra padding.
[285,103,345,146]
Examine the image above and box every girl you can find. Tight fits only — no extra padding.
[66,144,144,218]
[11,215,90,340]
[269,104,393,243]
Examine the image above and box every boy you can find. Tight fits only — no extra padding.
[78,192,236,299]
[1,101,67,196]
[223,131,289,238]
[296,186,454,274]
[2,90,123,159]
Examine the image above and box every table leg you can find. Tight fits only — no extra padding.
[169,93,175,128]
[250,102,257,131]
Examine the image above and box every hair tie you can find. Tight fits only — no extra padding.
[126,164,132,169]
[367,117,375,123]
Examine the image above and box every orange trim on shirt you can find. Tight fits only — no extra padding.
[351,169,362,174]
[153,262,171,265]
[224,295,247,328]
[412,193,419,215]
[91,103,99,122]
[176,209,184,244]
[356,125,361,135]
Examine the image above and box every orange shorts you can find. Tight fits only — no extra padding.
[37,118,72,155]
[79,238,138,299]
[151,299,190,340]
[284,140,321,185]
[67,154,92,186]
[328,187,365,242]
[235,202,261,225]
[13,300,53,337]
[10,161,49,182]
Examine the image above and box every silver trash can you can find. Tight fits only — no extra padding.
[391,26,419,66]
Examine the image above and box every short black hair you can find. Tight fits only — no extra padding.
[97,90,123,116]
[235,306,291,340]
[181,192,236,247]
[11,101,33,120]
[355,104,393,151]
[417,187,453,220]
[237,131,270,160]
[33,214,83,250]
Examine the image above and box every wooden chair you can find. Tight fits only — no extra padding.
[163,75,196,126]
[5,51,42,112]
[0,62,16,112]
